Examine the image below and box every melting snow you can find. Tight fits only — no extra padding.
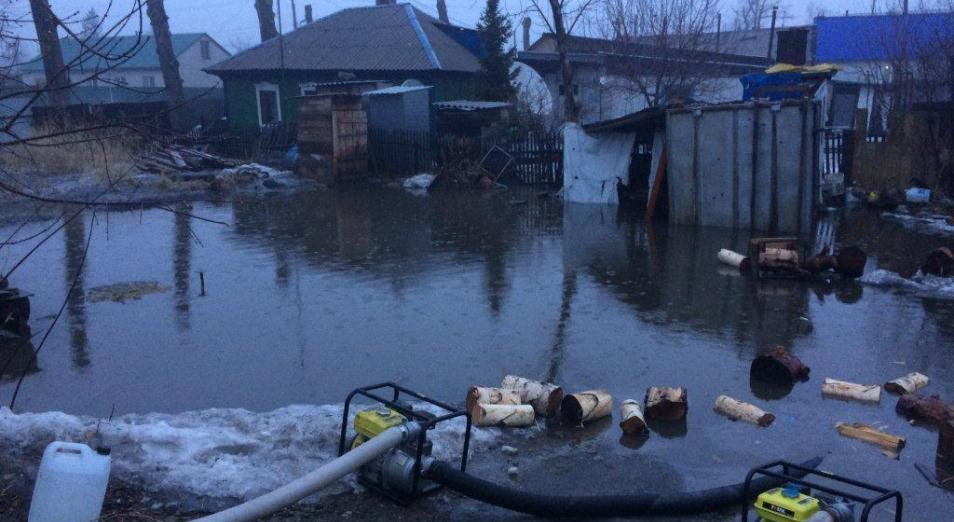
[860,269,954,299]
[0,403,498,502]
[881,212,954,236]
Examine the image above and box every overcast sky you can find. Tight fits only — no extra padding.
[9,0,891,58]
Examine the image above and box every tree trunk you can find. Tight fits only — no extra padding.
[885,372,930,395]
[750,347,810,384]
[255,0,280,42]
[619,399,648,435]
[472,403,535,427]
[546,0,577,123]
[146,0,184,127]
[561,389,613,425]
[822,378,881,404]
[466,386,520,415]
[896,393,954,425]
[501,375,563,417]
[714,395,775,427]
[28,0,70,107]
[645,386,688,421]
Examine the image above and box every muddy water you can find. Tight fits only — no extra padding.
[1,189,953,520]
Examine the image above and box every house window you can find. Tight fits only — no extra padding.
[201,40,211,60]
[255,83,282,126]
[143,76,156,88]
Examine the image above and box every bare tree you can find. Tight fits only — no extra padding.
[600,0,723,108]
[255,0,279,42]
[28,0,70,106]
[732,0,790,30]
[78,7,100,40]
[145,0,184,116]
[525,0,601,122]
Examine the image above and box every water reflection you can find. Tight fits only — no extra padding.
[173,203,193,331]
[64,213,89,368]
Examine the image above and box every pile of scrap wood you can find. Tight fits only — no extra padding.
[137,145,235,174]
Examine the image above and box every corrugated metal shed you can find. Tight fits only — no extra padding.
[433,100,511,111]
[364,85,433,133]
[815,13,954,63]
[207,4,480,74]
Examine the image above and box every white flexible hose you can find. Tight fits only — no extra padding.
[195,423,419,522]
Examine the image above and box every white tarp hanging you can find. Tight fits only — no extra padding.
[563,123,637,205]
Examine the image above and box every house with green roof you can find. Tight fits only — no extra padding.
[20,33,231,91]
[205,3,484,133]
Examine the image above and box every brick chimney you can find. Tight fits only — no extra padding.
[522,17,531,51]
[437,0,449,23]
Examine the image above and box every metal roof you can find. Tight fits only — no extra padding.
[206,4,481,75]
[20,33,215,72]
[815,13,954,62]
[433,100,511,111]
[365,85,433,96]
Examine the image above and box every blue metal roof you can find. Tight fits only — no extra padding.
[815,13,954,63]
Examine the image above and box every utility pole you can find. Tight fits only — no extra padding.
[767,5,778,60]
[291,0,298,29]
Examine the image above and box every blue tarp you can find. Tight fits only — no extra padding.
[815,13,954,63]
[741,73,805,101]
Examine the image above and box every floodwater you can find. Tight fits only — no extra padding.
[1,188,953,520]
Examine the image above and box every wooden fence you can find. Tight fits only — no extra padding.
[368,127,563,185]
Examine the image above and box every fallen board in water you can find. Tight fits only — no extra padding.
[465,386,520,415]
[472,404,535,427]
[561,390,613,425]
[501,375,563,417]
[645,387,688,421]
[835,422,905,454]
[714,395,775,427]
[885,372,930,395]
[619,399,648,435]
[822,378,881,404]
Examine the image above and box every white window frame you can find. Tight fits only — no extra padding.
[254,82,282,127]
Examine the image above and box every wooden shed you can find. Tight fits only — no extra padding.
[296,93,368,185]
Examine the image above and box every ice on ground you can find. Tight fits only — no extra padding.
[0,403,498,503]
[402,173,436,193]
[860,269,954,299]
[881,211,954,236]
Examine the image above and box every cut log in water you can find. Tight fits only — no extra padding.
[465,386,520,415]
[750,346,810,384]
[501,375,563,417]
[644,387,688,421]
[885,372,930,395]
[717,249,750,271]
[472,403,535,427]
[896,394,954,426]
[822,378,881,404]
[561,389,613,425]
[922,247,954,277]
[836,422,905,454]
[619,399,648,435]
[714,395,775,427]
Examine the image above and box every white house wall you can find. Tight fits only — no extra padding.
[177,36,230,88]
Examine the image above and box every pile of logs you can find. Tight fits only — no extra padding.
[717,242,868,279]
[466,375,562,427]
[137,144,233,174]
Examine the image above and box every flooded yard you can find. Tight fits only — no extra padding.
[2,188,953,520]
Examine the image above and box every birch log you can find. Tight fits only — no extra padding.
[835,422,905,453]
[501,375,563,417]
[465,386,520,415]
[885,372,930,395]
[619,400,648,435]
[717,249,750,271]
[561,389,613,425]
[714,395,775,427]
[822,378,881,404]
[645,387,688,421]
[472,404,535,427]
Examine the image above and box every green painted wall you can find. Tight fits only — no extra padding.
[221,72,481,134]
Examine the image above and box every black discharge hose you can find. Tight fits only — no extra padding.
[424,456,823,518]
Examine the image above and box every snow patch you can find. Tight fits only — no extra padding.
[402,173,436,193]
[881,212,954,236]
[860,269,954,299]
[0,403,499,502]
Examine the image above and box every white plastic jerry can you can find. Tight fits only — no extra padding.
[28,441,111,522]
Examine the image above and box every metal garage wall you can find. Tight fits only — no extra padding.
[666,100,818,234]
